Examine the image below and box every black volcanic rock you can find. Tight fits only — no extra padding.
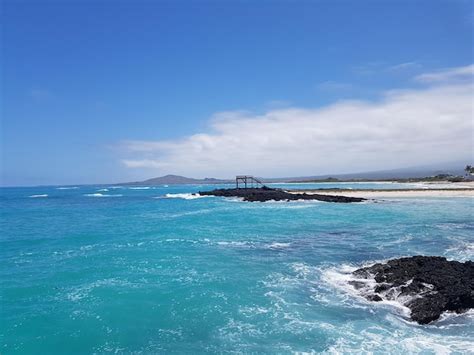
[351,256,474,324]
[198,187,365,203]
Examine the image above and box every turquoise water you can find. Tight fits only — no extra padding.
[1,184,473,354]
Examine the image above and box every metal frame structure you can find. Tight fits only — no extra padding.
[235,175,264,189]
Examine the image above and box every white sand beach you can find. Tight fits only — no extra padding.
[290,181,474,199]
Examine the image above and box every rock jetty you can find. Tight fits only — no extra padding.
[198,187,366,203]
[351,256,474,324]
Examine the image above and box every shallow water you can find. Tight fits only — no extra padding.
[1,184,473,353]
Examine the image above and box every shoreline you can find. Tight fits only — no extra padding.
[288,188,474,198]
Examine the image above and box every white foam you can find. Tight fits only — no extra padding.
[320,260,474,324]
[223,197,245,202]
[129,186,152,190]
[250,260,474,353]
[56,186,79,190]
[97,188,109,192]
[262,261,473,354]
[66,278,132,302]
[162,238,198,244]
[214,240,292,250]
[84,193,122,197]
[162,193,208,200]
[267,242,291,249]
[411,181,474,189]
[166,209,213,218]
[216,241,254,247]
[326,325,474,354]
[446,239,474,261]
[320,262,412,318]
[376,235,413,250]
[29,194,48,198]
[437,308,474,326]
[239,306,270,316]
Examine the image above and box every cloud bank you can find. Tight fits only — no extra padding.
[120,65,473,178]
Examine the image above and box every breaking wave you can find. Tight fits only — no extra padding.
[320,262,413,318]
[446,239,474,261]
[162,193,209,200]
[29,194,48,198]
[215,240,292,250]
[319,261,474,324]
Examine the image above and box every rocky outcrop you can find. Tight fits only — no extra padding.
[351,256,474,324]
[198,187,366,203]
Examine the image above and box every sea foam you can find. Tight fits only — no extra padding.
[162,193,208,200]
[320,262,412,318]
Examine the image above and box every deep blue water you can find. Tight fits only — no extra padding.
[1,184,473,353]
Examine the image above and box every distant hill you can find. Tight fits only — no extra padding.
[122,174,231,185]
[267,161,468,182]
[121,161,469,185]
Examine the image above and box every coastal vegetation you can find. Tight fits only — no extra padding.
[465,165,474,176]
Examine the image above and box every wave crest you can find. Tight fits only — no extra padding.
[162,193,208,200]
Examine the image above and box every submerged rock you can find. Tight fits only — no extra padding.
[352,256,474,324]
[198,187,365,203]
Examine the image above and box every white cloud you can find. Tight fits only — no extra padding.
[415,64,474,82]
[387,61,421,72]
[354,61,423,76]
[120,65,474,178]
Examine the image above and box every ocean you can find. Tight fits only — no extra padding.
[1,183,473,354]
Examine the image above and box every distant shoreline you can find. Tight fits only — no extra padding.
[289,185,474,198]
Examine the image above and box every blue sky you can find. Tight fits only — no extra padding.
[2,0,473,186]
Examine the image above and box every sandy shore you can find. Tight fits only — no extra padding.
[289,187,474,199]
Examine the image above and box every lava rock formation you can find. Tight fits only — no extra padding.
[351,256,474,324]
[198,187,365,203]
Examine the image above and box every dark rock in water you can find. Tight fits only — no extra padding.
[198,187,365,203]
[352,256,474,324]
[348,280,367,289]
[367,294,383,302]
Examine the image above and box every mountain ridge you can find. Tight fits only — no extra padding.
[121,162,468,185]
[122,174,232,185]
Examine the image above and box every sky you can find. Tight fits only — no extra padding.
[2,0,473,186]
